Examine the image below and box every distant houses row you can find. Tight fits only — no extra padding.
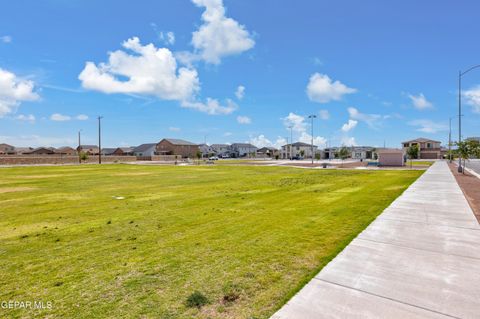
[0,137,468,160]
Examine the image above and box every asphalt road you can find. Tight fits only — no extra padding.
[468,159,480,175]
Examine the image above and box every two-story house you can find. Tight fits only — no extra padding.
[402,138,442,159]
[281,142,318,159]
[229,143,257,158]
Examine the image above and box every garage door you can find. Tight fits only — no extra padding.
[421,152,438,159]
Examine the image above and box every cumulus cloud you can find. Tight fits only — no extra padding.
[408,93,433,110]
[341,119,358,132]
[236,115,251,124]
[76,114,88,120]
[50,113,71,121]
[408,119,448,133]
[159,31,175,46]
[249,135,288,149]
[191,0,255,64]
[307,73,357,103]
[235,85,245,100]
[318,109,330,120]
[463,86,480,113]
[16,114,35,123]
[79,37,200,102]
[283,112,307,132]
[0,68,39,117]
[298,132,327,148]
[341,136,357,146]
[1,35,12,43]
[347,107,382,129]
[181,98,237,115]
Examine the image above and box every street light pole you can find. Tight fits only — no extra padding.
[458,64,480,172]
[78,129,82,164]
[288,125,293,160]
[449,117,452,163]
[98,116,103,164]
[308,114,317,164]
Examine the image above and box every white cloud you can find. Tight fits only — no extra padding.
[298,132,327,147]
[224,132,232,136]
[76,114,88,120]
[306,73,357,103]
[16,114,35,123]
[79,37,200,102]
[0,135,75,147]
[0,68,39,117]
[408,119,448,134]
[408,93,433,110]
[347,107,381,128]
[341,119,358,132]
[283,112,307,132]
[235,85,245,100]
[463,86,480,113]
[1,35,12,43]
[341,136,357,146]
[237,115,251,124]
[249,134,272,148]
[50,113,71,121]
[159,31,175,45]
[169,127,181,132]
[318,109,329,120]
[181,98,237,115]
[191,0,255,64]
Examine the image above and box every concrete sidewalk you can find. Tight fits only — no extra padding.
[272,161,480,319]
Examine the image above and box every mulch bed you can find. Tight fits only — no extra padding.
[449,163,480,223]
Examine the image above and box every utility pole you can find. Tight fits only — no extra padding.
[308,115,317,164]
[98,116,103,164]
[285,137,289,160]
[78,129,82,164]
[449,117,452,163]
[287,125,294,160]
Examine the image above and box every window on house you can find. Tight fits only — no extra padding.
[427,143,432,148]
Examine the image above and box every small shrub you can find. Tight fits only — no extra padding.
[54,281,63,287]
[186,291,209,309]
[222,283,241,304]
[107,220,112,225]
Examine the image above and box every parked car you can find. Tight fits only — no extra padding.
[292,156,304,160]
[209,156,219,160]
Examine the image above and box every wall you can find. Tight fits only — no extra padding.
[0,155,137,165]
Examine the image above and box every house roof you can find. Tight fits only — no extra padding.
[162,138,197,146]
[57,146,75,150]
[102,148,117,154]
[378,148,404,154]
[231,143,257,148]
[0,143,14,148]
[211,144,229,147]
[79,145,98,149]
[117,147,134,152]
[402,137,441,144]
[133,143,157,152]
[258,147,278,151]
[282,142,313,147]
[14,147,33,153]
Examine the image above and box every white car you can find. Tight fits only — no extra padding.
[209,156,219,160]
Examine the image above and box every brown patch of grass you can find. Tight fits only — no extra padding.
[0,187,36,194]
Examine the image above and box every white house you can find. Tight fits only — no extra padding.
[229,143,257,158]
[133,143,157,157]
[281,142,318,159]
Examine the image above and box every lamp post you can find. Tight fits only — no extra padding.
[78,129,82,164]
[458,64,480,172]
[308,114,317,164]
[288,125,293,160]
[449,117,453,163]
[98,116,103,164]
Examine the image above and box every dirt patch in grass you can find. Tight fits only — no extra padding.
[112,172,152,176]
[16,174,64,179]
[449,163,480,223]
[0,187,36,194]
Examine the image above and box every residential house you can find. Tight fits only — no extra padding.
[229,143,258,158]
[257,147,279,158]
[14,147,34,155]
[211,144,230,157]
[350,146,375,160]
[56,146,77,155]
[402,138,442,159]
[198,144,214,158]
[281,142,317,159]
[112,147,134,156]
[25,147,56,155]
[156,138,199,158]
[378,148,405,166]
[0,143,15,154]
[133,143,157,157]
[77,145,99,155]
[101,148,117,156]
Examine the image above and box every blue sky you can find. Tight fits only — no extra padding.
[1,0,480,148]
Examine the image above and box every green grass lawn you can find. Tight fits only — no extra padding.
[0,164,422,318]
[409,161,434,166]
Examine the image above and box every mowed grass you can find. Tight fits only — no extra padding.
[0,164,422,318]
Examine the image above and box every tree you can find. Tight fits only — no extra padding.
[300,150,305,158]
[456,140,480,174]
[406,145,419,168]
[315,153,321,161]
[196,150,202,164]
[79,151,88,162]
[336,146,350,167]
